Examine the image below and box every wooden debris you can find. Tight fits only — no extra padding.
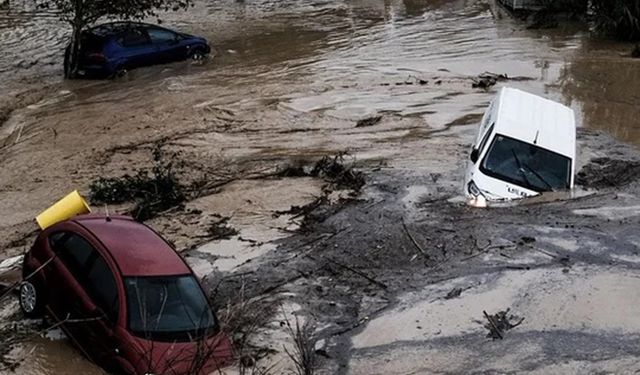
[402,218,430,260]
[444,287,463,300]
[323,257,388,290]
[483,308,525,340]
[356,116,383,128]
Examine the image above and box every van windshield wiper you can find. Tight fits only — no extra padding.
[520,162,553,191]
[511,149,535,191]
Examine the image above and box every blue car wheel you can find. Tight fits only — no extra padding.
[189,47,207,61]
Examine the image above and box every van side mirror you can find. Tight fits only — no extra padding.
[470,148,479,163]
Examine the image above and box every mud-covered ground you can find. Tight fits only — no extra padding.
[2,0,640,374]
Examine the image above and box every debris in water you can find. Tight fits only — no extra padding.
[276,153,365,191]
[272,196,326,219]
[576,157,640,188]
[472,72,534,89]
[356,116,382,128]
[401,218,430,261]
[483,308,524,340]
[311,153,365,191]
[208,215,239,240]
[520,236,536,244]
[89,147,185,221]
[444,287,463,300]
[473,72,506,89]
[276,162,309,177]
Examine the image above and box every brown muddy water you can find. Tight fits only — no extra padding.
[1,0,640,374]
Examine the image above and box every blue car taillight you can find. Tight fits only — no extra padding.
[86,53,106,63]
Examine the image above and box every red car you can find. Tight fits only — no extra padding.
[20,214,232,375]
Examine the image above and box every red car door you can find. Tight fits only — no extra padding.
[46,231,121,369]
[45,232,95,324]
[79,247,123,369]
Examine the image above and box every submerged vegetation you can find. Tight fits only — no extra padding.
[89,147,186,221]
[277,153,366,192]
[590,0,640,41]
[533,0,640,41]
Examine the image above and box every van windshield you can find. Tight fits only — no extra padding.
[125,275,216,341]
[480,134,571,192]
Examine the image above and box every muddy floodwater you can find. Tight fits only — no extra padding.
[1,0,640,374]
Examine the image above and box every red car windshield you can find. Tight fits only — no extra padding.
[125,275,216,341]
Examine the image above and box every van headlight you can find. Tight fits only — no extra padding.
[467,180,483,197]
[467,180,487,208]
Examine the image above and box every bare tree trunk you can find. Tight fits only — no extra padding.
[66,0,84,78]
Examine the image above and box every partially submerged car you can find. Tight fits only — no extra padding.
[65,22,211,78]
[20,215,232,375]
[465,87,576,204]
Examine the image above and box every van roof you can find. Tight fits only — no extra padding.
[494,87,575,158]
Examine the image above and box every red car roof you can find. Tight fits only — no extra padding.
[73,215,191,277]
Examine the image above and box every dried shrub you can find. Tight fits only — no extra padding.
[310,153,365,191]
[282,313,317,375]
[217,284,277,375]
[276,153,365,192]
[89,147,185,221]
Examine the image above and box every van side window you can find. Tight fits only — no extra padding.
[481,100,494,130]
[85,255,119,323]
[478,123,495,155]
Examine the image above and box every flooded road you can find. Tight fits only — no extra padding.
[1,0,640,374]
[1,0,639,146]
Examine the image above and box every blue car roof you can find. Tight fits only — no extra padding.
[89,22,159,37]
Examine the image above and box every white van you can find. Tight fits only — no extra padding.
[464,87,576,203]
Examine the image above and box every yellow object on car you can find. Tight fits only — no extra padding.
[35,190,91,229]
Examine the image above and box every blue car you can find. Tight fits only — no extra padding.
[64,22,211,78]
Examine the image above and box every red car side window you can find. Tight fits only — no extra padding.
[51,232,119,323]
[49,232,66,248]
[55,233,95,279]
[85,255,119,323]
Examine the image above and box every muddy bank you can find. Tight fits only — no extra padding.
[204,129,640,374]
[1,129,640,374]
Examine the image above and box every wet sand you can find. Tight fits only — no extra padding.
[1,0,640,374]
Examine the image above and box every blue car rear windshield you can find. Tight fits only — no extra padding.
[480,134,571,192]
[125,275,216,341]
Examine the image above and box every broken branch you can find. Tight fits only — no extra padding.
[483,310,503,340]
[323,257,387,290]
[401,218,430,260]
